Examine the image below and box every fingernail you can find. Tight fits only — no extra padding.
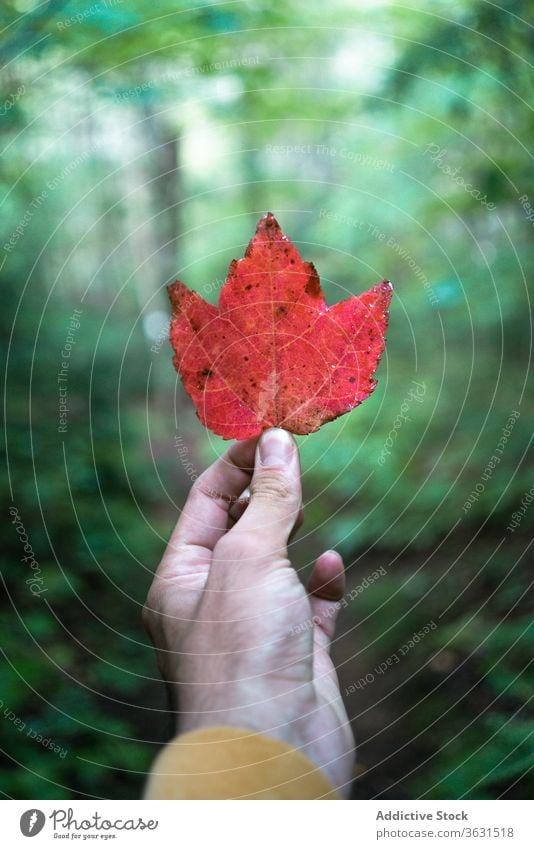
[259,428,294,467]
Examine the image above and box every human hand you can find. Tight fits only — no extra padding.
[143,428,355,795]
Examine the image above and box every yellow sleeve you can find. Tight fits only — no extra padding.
[144,726,339,799]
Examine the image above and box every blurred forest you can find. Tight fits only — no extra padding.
[1,0,533,799]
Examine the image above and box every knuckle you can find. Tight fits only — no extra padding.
[251,470,294,503]
[193,467,211,492]
[193,470,228,504]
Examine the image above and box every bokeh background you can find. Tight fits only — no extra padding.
[1,0,533,799]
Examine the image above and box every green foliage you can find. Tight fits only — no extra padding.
[346,536,533,799]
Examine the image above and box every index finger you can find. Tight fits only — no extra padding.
[167,436,259,554]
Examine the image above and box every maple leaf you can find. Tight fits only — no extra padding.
[168,213,392,439]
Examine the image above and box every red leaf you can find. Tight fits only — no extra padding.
[168,213,392,439]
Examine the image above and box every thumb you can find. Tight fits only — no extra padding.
[230,427,301,558]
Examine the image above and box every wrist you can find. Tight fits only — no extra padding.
[173,677,319,750]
